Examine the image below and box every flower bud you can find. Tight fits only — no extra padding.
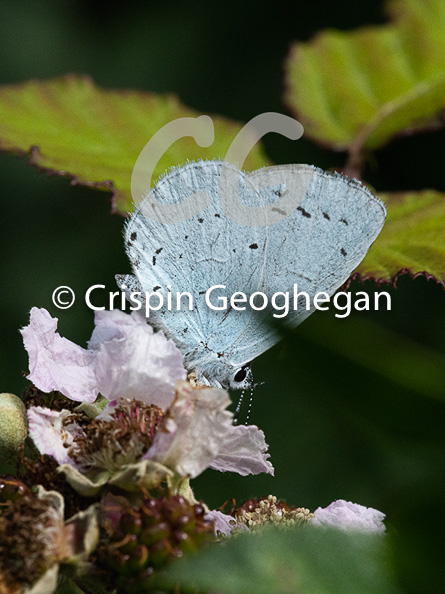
[0,393,27,456]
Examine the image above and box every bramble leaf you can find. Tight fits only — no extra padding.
[164,526,401,594]
[0,75,269,214]
[285,0,445,169]
[357,190,445,285]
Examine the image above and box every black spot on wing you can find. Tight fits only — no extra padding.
[340,248,347,257]
[153,256,156,265]
[297,206,311,218]
[340,218,349,225]
[155,247,163,254]
[198,218,204,223]
[214,213,221,218]
[323,212,330,220]
[130,232,137,241]
[153,286,161,291]
[249,243,258,249]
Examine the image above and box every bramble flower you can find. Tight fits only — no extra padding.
[21,307,186,409]
[207,495,314,538]
[27,400,170,496]
[311,499,386,532]
[204,509,240,537]
[0,484,98,594]
[27,381,273,496]
[207,496,385,538]
[144,381,273,478]
[232,494,314,531]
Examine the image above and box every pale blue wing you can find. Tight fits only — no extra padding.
[120,161,274,367]
[225,164,386,365]
[118,160,386,378]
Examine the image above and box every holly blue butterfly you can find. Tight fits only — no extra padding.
[116,159,385,391]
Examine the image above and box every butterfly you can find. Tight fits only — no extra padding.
[116,159,386,391]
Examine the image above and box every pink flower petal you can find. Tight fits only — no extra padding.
[205,510,242,537]
[312,499,386,532]
[27,406,82,466]
[21,308,98,403]
[210,424,274,476]
[89,310,186,409]
[145,381,234,478]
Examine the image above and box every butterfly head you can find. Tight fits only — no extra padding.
[194,360,254,391]
[228,364,254,390]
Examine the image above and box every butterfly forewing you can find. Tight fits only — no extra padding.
[120,160,386,374]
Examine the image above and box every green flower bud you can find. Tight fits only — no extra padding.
[0,393,27,456]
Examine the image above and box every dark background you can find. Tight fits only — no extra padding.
[1,1,445,591]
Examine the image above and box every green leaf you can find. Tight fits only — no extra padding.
[54,574,86,594]
[0,75,269,214]
[357,190,445,284]
[285,0,445,165]
[164,526,401,594]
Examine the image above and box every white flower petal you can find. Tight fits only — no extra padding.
[146,381,233,478]
[26,560,59,594]
[210,424,274,476]
[21,308,98,403]
[27,406,81,466]
[205,510,240,537]
[312,499,386,532]
[90,310,186,409]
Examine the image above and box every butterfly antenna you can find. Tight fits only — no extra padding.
[245,387,254,425]
[233,389,245,425]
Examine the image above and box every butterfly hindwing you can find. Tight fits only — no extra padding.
[119,160,386,374]
[123,162,274,362]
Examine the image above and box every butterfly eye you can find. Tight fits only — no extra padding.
[233,367,247,383]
